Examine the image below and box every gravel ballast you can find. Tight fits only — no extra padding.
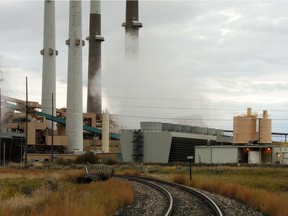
[113,179,266,216]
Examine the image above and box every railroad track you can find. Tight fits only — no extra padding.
[115,175,223,216]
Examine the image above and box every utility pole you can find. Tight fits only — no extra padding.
[51,93,54,162]
[3,142,5,167]
[20,138,23,166]
[0,72,4,166]
[25,77,28,167]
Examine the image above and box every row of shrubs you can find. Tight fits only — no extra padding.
[56,151,119,166]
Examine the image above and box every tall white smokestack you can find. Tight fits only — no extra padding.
[41,0,57,128]
[66,0,84,152]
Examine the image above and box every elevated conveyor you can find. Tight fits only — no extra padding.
[36,112,120,140]
[2,95,120,140]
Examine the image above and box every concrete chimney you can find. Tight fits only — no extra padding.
[102,109,109,153]
[41,0,57,128]
[66,0,84,152]
[263,110,268,119]
[122,0,142,55]
[247,107,252,117]
[87,0,104,115]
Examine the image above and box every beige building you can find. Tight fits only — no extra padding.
[233,108,272,144]
[2,96,120,159]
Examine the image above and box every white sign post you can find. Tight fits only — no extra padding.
[187,156,193,181]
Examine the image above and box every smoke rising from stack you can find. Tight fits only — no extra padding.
[102,53,208,129]
[87,0,104,115]
[106,0,204,129]
[122,0,142,56]
[0,70,3,82]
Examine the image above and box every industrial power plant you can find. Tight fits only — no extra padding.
[122,108,288,164]
[1,0,288,166]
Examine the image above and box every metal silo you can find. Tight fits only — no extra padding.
[233,108,257,144]
[258,110,272,144]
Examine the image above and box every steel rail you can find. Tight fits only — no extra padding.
[116,175,173,216]
[117,175,223,216]
[165,180,223,216]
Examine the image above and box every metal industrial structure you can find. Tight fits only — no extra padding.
[121,122,232,163]
[0,96,120,164]
[195,109,286,164]
[132,130,143,162]
[122,108,288,165]
[233,108,272,144]
[1,0,143,164]
[3,1,288,166]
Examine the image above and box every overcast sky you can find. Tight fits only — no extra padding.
[1,0,288,132]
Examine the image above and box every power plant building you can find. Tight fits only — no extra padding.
[121,108,285,165]
[121,122,232,163]
[196,108,275,164]
[3,0,288,167]
[1,96,121,164]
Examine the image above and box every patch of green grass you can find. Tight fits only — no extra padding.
[0,178,44,199]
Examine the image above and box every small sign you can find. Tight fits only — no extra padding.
[187,156,193,160]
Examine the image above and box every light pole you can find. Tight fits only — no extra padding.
[20,138,23,166]
[25,77,28,167]
[0,71,4,166]
[3,141,5,167]
[0,88,2,166]
[51,93,54,162]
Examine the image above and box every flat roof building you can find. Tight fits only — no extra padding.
[121,122,232,163]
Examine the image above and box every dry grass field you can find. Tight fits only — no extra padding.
[120,164,288,216]
[0,167,134,216]
[1,164,288,216]
[188,166,288,216]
